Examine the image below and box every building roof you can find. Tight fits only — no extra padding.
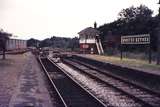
[78,27,100,36]
[0,31,12,39]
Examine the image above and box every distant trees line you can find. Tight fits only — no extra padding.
[27,36,79,51]
[98,5,159,52]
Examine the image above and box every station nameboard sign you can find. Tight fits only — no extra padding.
[121,34,150,45]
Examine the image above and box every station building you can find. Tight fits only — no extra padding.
[78,25,104,54]
[6,39,27,50]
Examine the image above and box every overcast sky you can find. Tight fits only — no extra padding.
[0,0,158,40]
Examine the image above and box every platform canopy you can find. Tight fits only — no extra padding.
[78,27,100,37]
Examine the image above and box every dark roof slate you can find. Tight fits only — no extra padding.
[78,27,100,36]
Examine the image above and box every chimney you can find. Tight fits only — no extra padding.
[94,22,97,29]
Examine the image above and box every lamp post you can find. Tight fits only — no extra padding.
[157,0,160,65]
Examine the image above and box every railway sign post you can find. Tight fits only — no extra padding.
[121,34,151,63]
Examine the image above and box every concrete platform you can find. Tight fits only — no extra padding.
[9,52,53,107]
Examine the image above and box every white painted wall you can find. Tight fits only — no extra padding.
[79,38,96,44]
[6,39,27,50]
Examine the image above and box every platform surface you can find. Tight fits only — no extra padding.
[77,54,160,76]
[4,52,53,107]
[0,53,27,107]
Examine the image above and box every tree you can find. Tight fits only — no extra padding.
[99,5,156,46]
[37,36,79,51]
[118,6,137,22]
[117,5,153,35]
[27,38,40,47]
[98,5,160,54]
[118,5,153,22]
[68,37,79,51]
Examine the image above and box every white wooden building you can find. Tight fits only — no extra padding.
[78,27,104,54]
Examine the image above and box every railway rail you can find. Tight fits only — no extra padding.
[38,57,106,107]
[70,55,160,94]
[62,57,160,107]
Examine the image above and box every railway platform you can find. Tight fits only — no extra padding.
[0,53,27,107]
[0,52,53,107]
[72,54,160,94]
[76,54,160,76]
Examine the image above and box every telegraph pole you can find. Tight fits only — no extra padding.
[157,0,160,65]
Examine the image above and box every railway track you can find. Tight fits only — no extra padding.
[62,58,160,107]
[38,57,106,107]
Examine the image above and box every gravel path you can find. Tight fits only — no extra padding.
[0,52,53,107]
[9,52,53,107]
[0,53,27,107]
